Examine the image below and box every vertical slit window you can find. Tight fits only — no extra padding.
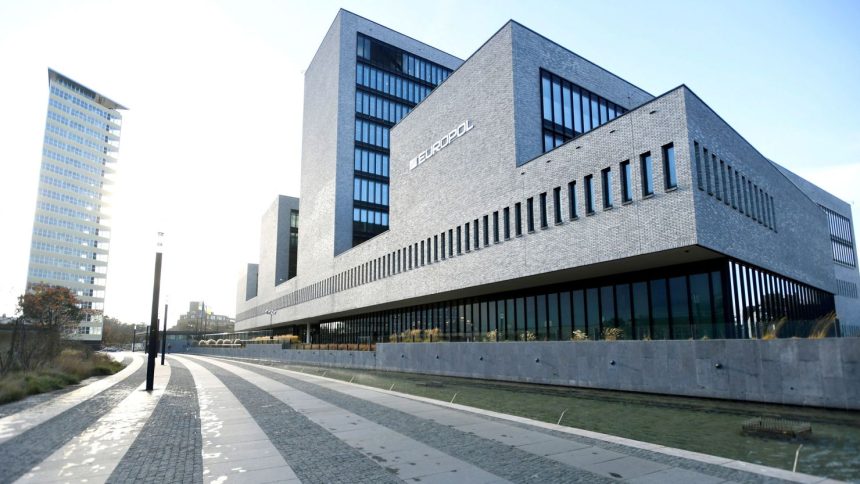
[640,152,653,196]
[503,207,511,239]
[464,223,470,252]
[620,160,632,203]
[456,226,462,254]
[493,211,500,242]
[483,215,490,246]
[515,203,523,236]
[601,168,613,209]
[568,181,578,219]
[694,142,704,190]
[527,197,535,232]
[553,187,562,224]
[539,193,548,228]
[585,175,595,214]
[474,218,480,249]
[663,143,677,189]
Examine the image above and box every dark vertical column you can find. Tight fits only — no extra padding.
[146,252,162,392]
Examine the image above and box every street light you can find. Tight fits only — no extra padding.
[265,309,278,340]
[132,324,137,352]
[146,232,165,392]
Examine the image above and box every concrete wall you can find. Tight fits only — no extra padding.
[188,338,859,410]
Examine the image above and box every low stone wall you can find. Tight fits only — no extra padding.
[187,338,859,410]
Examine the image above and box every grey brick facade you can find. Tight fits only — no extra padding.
[236,12,859,333]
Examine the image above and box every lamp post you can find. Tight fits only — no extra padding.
[146,232,164,392]
[132,324,137,352]
[265,309,278,341]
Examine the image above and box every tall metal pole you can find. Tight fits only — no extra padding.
[132,325,136,352]
[160,302,168,365]
[146,251,162,392]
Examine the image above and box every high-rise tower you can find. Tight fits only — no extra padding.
[297,9,462,273]
[26,69,126,343]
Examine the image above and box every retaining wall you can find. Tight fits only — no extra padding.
[188,338,860,410]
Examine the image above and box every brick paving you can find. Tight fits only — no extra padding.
[0,352,833,484]
[107,359,202,484]
[0,356,147,483]
[192,358,403,484]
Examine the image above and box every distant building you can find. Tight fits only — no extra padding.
[175,301,234,334]
[26,69,126,344]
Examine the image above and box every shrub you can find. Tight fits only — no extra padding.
[571,330,588,341]
[519,331,536,341]
[809,312,837,339]
[762,317,787,340]
[602,327,624,341]
[484,330,498,342]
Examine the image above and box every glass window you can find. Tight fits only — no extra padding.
[616,284,631,339]
[539,192,548,228]
[464,223,470,252]
[503,207,511,239]
[600,286,615,333]
[525,296,536,339]
[547,293,559,340]
[483,215,490,246]
[568,181,578,219]
[514,203,522,236]
[590,95,599,130]
[572,289,586,333]
[474,218,480,249]
[669,276,691,339]
[573,88,583,134]
[493,211,500,242]
[581,91,591,131]
[601,168,613,209]
[541,74,552,122]
[641,152,654,196]
[553,187,562,224]
[562,85,572,130]
[584,175,595,214]
[650,279,669,339]
[621,160,632,203]
[586,288,600,338]
[552,79,562,126]
[456,226,462,254]
[560,291,572,340]
[537,294,549,340]
[663,143,677,189]
[689,273,712,339]
[632,281,650,340]
[599,98,608,124]
[527,197,535,231]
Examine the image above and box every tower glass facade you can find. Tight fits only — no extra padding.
[26,69,126,342]
[352,33,453,247]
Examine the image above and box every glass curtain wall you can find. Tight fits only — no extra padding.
[315,259,836,344]
[353,34,453,247]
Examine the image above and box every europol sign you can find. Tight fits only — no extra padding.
[409,120,474,170]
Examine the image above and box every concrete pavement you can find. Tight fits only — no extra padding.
[0,352,840,484]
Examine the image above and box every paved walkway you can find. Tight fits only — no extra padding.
[0,352,839,484]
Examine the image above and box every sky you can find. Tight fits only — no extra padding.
[0,0,858,327]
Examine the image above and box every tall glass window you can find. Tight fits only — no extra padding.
[640,152,654,196]
[514,203,522,236]
[553,187,562,224]
[539,192,548,228]
[539,69,627,153]
[568,181,578,219]
[620,160,632,203]
[527,197,535,232]
[601,168,613,209]
[584,175,595,214]
[353,33,452,247]
[663,143,677,189]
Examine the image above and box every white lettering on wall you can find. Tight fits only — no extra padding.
[409,120,474,170]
